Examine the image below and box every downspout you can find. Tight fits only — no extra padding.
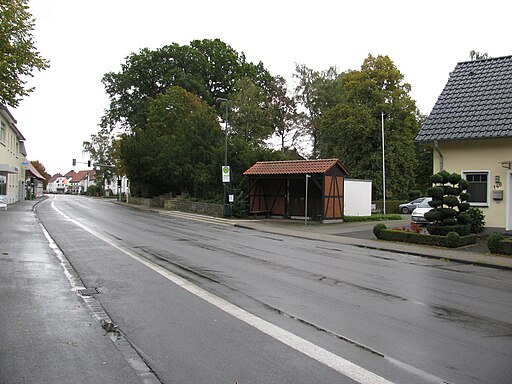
[434,140,444,172]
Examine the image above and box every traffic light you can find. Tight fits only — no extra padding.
[117,179,122,187]
[72,159,76,166]
[88,160,91,167]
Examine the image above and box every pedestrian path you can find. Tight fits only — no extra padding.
[0,200,154,384]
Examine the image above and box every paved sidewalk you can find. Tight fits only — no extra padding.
[233,218,512,270]
[0,199,150,384]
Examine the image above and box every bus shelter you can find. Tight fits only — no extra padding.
[243,159,350,222]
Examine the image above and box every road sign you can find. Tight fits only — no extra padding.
[222,166,230,183]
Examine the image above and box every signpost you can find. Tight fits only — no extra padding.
[221,166,232,216]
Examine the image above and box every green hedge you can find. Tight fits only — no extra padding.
[373,224,477,248]
[487,233,512,256]
[372,200,406,214]
[427,224,471,236]
[344,214,402,222]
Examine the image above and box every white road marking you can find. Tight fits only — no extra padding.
[51,201,394,384]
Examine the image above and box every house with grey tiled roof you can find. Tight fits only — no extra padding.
[416,55,512,230]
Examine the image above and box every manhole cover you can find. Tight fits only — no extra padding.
[78,287,99,296]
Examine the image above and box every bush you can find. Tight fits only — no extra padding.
[408,190,422,200]
[427,224,470,236]
[487,233,512,255]
[373,223,387,238]
[374,224,477,248]
[467,207,486,234]
[86,184,103,197]
[372,200,404,214]
[445,232,460,248]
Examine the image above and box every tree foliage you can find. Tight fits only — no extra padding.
[83,131,117,193]
[270,75,300,152]
[229,77,274,146]
[293,64,343,158]
[318,54,420,198]
[101,39,274,132]
[469,50,489,60]
[0,0,49,107]
[119,86,224,198]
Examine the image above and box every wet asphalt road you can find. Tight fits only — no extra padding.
[34,195,512,384]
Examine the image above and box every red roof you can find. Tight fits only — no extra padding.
[244,159,349,176]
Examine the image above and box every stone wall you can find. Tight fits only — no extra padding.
[173,199,223,216]
[126,195,165,207]
[128,195,223,216]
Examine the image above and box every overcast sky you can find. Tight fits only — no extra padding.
[11,0,510,176]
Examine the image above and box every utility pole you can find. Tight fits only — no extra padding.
[381,112,386,215]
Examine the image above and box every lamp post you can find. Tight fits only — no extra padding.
[217,98,230,216]
[381,112,386,215]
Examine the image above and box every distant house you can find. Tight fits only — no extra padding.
[416,55,512,230]
[47,173,66,193]
[25,162,46,198]
[64,170,96,194]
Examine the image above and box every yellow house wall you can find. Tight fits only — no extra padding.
[0,114,24,204]
[434,138,512,229]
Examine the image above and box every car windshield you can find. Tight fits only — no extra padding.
[418,198,432,208]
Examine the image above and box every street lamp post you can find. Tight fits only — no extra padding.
[217,98,230,216]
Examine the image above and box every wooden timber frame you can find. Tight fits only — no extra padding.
[243,159,350,222]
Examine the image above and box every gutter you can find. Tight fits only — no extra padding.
[434,140,444,171]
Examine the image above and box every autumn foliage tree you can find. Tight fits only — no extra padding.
[30,160,50,189]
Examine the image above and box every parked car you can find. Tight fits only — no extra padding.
[399,197,428,214]
[411,197,433,225]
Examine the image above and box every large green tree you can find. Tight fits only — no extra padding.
[229,77,274,146]
[101,39,274,132]
[293,64,344,158]
[0,0,49,107]
[270,75,300,152]
[119,86,224,198]
[319,54,420,199]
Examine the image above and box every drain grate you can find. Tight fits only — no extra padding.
[78,287,100,296]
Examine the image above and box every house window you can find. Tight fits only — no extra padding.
[0,121,5,144]
[0,175,6,195]
[463,171,489,206]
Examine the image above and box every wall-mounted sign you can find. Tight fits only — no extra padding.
[222,166,230,183]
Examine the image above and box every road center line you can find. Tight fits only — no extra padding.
[51,201,394,384]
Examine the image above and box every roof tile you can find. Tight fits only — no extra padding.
[417,55,512,142]
[244,159,349,176]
